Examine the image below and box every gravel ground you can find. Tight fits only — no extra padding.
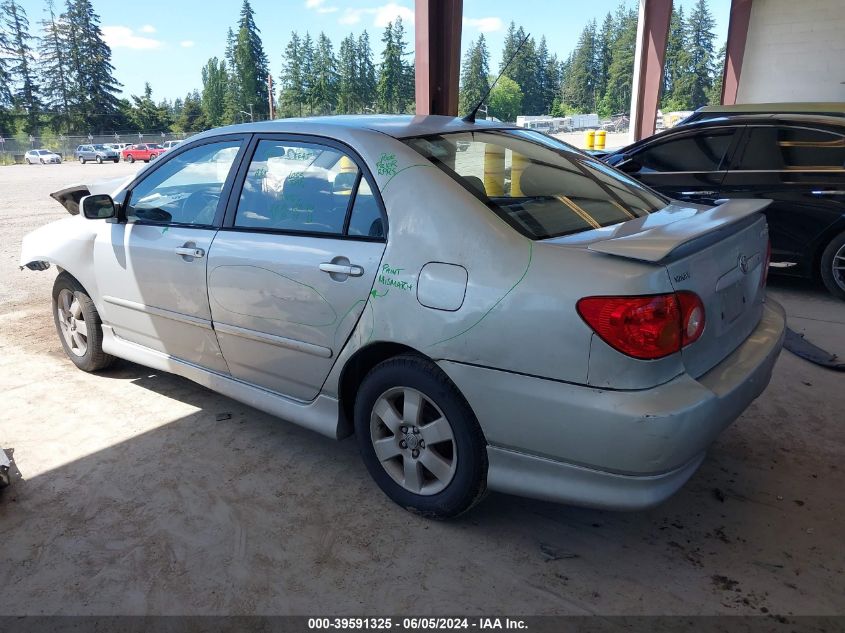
[1,162,844,616]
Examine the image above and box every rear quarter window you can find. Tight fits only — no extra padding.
[735,126,845,170]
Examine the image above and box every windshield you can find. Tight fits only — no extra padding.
[149,144,163,149]
[403,129,667,240]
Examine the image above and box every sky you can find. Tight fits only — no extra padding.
[21,0,731,102]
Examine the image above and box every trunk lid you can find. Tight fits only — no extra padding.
[548,198,772,378]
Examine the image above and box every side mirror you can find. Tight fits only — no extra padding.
[81,194,116,220]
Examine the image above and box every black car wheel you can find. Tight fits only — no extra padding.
[354,355,488,519]
[78,156,85,164]
[820,231,845,300]
[127,155,135,163]
[96,155,103,164]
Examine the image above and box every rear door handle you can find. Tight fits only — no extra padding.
[319,262,364,277]
[175,246,205,258]
[811,190,845,196]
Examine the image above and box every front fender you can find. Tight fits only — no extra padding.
[20,216,100,297]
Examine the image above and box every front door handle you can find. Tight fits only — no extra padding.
[319,262,364,277]
[811,190,845,196]
[175,246,205,258]
[679,190,718,197]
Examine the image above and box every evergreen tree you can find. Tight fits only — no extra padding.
[458,35,490,117]
[301,32,315,114]
[541,54,561,116]
[562,20,598,113]
[201,57,227,127]
[38,0,70,131]
[533,36,550,114]
[708,43,726,105]
[312,32,336,114]
[502,26,539,114]
[356,31,376,112]
[392,17,414,112]
[130,82,170,131]
[232,0,270,119]
[598,6,638,116]
[0,23,11,135]
[176,90,206,133]
[685,0,716,108]
[63,0,122,131]
[662,5,689,109]
[1,0,40,134]
[595,12,614,102]
[336,34,358,114]
[279,31,304,117]
[376,21,399,112]
[223,27,239,122]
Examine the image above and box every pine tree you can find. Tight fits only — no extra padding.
[63,0,122,132]
[376,21,399,112]
[176,90,206,133]
[336,34,358,114]
[708,43,726,105]
[541,54,562,116]
[1,0,40,134]
[534,37,549,114]
[233,0,270,119]
[458,36,489,117]
[0,23,11,135]
[503,27,539,114]
[356,31,376,112]
[201,57,227,127]
[562,20,598,113]
[595,13,614,103]
[279,31,304,117]
[130,82,170,131]
[223,27,239,123]
[301,32,315,114]
[392,17,414,112]
[598,6,638,116]
[38,0,70,131]
[312,32,336,114]
[662,5,690,109]
[685,0,716,108]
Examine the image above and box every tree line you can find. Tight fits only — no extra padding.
[0,0,723,140]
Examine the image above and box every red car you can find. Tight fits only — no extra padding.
[122,143,165,163]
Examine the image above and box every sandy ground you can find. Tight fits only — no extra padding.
[1,162,844,616]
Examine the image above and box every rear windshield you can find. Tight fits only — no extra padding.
[403,129,667,240]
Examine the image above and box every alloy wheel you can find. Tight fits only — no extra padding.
[369,386,458,495]
[56,288,88,357]
[833,243,845,293]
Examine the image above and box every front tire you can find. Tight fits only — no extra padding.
[52,273,115,372]
[96,155,103,164]
[79,156,85,164]
[820,231,845,300]
[127,155,135,163]
[25,158,31,164]
[354,355,487,519]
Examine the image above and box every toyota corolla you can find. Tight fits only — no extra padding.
[20,115,785,518]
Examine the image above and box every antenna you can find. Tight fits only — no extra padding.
[463,33,531,124]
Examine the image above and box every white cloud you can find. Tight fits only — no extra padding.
[463,16,504,33]
[340,3,413,27]
[180,40,195,48]
[102,25,163,50]
[139,24,156,34]
[305,0,339,14]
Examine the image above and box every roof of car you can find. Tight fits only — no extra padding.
[192,114,516,142]
[695,102,845,115]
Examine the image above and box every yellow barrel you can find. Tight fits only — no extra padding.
[511,152,528,197]
[595,130,606,150]
[483,144,505,196]
[339,155,356,174]
[584,130,596,150]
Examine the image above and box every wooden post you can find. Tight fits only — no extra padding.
[414,0,463,116]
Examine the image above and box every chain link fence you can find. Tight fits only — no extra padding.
[0,130,191,164]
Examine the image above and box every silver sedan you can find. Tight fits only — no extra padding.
[21,115,785,518]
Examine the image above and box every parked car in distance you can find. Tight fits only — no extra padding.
[162,140,182,151]
[602,114,845,299]
[74,144,120,164]
[682,102,845,125]
[21,115,785,518]
[121,143,165,163]
[24,149,62,164]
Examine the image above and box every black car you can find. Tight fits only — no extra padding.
[603,114,845,299]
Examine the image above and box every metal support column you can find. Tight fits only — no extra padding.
[414,0,463,116]
[629,0,672,141]
[721,0,753,105]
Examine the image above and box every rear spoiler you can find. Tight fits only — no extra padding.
[587,199,772,263]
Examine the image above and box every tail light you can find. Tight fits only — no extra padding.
[577,292,705,360]
[761,239,772,288]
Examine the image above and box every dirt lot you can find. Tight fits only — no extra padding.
[1,162,844,616]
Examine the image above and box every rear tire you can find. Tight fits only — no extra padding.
[25,158,31,164]
[79,156,85,164]
[96,155,103,164]
[354,355,487,519]
[820,231,845,300]
[128,155,135,163]
[52,273,115,372]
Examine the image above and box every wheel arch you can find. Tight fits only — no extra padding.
[811,219,845,280]
[336,341,430,438]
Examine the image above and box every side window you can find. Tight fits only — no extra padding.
[636,132,734,172]
[234,139,360,234]
[347,178,385,238]
[126,140,242,225]
[736,126,845,170]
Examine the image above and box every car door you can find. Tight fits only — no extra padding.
[93,136,248,372]
[207,135,387,401]
[619,126,742,205]
[720,123,845,274]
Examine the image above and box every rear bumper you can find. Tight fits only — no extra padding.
[439,299,786,510]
